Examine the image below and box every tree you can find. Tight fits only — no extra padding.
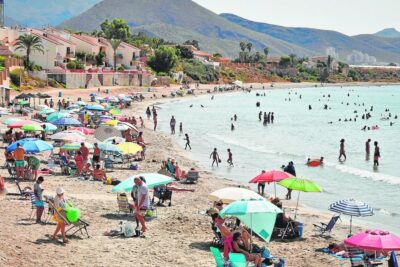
[110,39,122,71]
[176,45,194,59]
[15,34,44,71]
[289,54,297,67]
[239,42,246,52]
[388,62,397,66]
[95,51,105,66]
[147,46,179,73]
[100,18,131,41]
[319,68,329,83]
[246,42,253,53]
[327,55,333,71]
[213,53,222,58]
[279,56,292,68]
[263,47,269,59]
[183,40,200,50]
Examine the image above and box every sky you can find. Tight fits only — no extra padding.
[193,0,400,36]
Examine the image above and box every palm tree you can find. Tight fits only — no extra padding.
[110,38,122,71]
[239,42,246,52]
[246,42,253,53]
[15,34,44,71]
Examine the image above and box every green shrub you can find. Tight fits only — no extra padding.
[66,61,77,70]
[0,56,5,67]
[183,59,219,83]
[10,69,21,86]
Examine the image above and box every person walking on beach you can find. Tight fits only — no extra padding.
[33,176,45,223]
[170,116,176,134]
[271,112,275,124]
[179,122,183,134]
[338,139,346,161]
[132,177,149,232]
[139,116,144,128]
[227,149,234,167]
[52,187,68,244]
[365,139,371,160]
[153,114,158,131]
[184,134,191,150]
[258,170,266,196]
[373,141,380,167]
[146,107,151,119]
[13,143,26,179]
[284,162,296,200]
[210,148,220,167]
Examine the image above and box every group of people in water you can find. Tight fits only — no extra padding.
[338,138,381,167]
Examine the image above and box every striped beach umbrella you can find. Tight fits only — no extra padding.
[329,199,373,234]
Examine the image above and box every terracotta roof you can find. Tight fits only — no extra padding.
[72,34,100,46]
[32,32,62,45]
[120,42,140,50]
[193,50,212,57]
[45,32,75,46]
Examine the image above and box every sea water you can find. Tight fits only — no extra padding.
[157,85,400,234]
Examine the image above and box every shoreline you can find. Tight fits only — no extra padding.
[0,82,392,267]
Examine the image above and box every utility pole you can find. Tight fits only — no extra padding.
[0,0,4,28]
[46,49,49,88]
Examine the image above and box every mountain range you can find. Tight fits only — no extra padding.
[4,0,400,64]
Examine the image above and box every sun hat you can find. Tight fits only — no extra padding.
[56,187,65,195]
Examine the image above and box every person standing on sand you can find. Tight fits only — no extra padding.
[339,139,346,161]
[153,113,158,131]
[210,148,220,167]
[179,122,183,134]
[227,149,234,167]
[184,134,191,150]
[374,141,380,167]
[33,176,45,223]
[139,117,144,128]
[365,139,371,159]
[170,116,176,135]
[284,162,296,200]
[132,177,149,233]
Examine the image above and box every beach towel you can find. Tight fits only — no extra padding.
[316,248,363,261]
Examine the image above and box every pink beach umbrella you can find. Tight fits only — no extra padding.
[249,170,293,197]
[8,120,41,129]
[345,229,400,251]
[70,127,95,135]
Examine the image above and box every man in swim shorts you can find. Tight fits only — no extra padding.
[13,144,26,179]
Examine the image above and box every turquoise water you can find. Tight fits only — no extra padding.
[158,86,400,234]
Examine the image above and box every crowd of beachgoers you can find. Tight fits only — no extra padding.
[0,82,398,267]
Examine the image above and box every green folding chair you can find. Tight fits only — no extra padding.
[229,253,247,267]
[210,246,224,267]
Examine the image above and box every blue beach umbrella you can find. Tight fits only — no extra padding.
[51,117,82,126]
[7,138,53,153]
[85,105,105,111]
[111,173,174,192]
[98,143,122,153]
[220,198,282,242]
[329,199,373,234]
[89,93,97,97]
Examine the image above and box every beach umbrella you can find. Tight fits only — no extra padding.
[220,198,282,242]
[249,170,293,197]
[109,108,121,115]
[61,142,93,151]
[208,187,262,204]
[111,173,174,193]
[118,121,139,132]
[118,142,142,154]
[42,123,57,132]
[39,108,56,115]
[105,120,118,126]
[15,93,29,99]
[70,127,94,135]
[3,118,21,125]
[8,120,41,129]
[89,93,97,97]
[278,178,322,219]
[47,112,70,122]
[17,100,29,105]
[51,117,82,126]
[103,136,125,144]
[94,126,122,142]
[50,132,86,142]
[344,229,400,251]
[85,105,105,111]
[21,124,43,132]
[0,110,9,116]
[76,101,86,106]
[7,138,53,153]
[329,199,373,234]
[98,143,121,153]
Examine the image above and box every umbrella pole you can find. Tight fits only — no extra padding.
[250,214,253,251]
[294,191,301,220]
[274,182,276,198]
[350,216,352,235]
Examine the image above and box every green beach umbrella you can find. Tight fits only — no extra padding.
[39,108,56,115]
[109,108,121,115]
[278,177,322,219]
[61,142,93,151]
[47,112,70,122]
[220,198,282,242]
[17,100,29,105]
[42,123,57,132]
[21,124,44,132]
[111,173,174,193]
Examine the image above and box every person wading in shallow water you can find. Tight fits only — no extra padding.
[184,134,191,150]
[284,162,296,200]
[227,149,234,167]
[210,148,220,167]
[338,139,346,161]
[373,141,380,167]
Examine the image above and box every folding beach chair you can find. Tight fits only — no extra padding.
[313,215,340,236]
[48,200,90,238]
[347,247,366,267]
[117,193,132,215]
[28,193,37,220]
[211,222,224,248]
[210,246,225,267]
[6,180,32,198]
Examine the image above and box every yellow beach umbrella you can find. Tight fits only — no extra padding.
[118,142,142,154]
[105,120,118,126]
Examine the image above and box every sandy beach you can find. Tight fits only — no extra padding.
[0,83,389,267]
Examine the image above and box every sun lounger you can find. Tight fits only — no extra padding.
[117,193,132,215]
[313,215,340,236]
[210,246,225,267]
[6,180,33,198]
[152,185,172,206]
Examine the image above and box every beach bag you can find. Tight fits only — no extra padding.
[122,222,135,237]
[105,177,112,185]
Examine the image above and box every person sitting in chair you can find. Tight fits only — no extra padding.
[231,232,262,267]
[81,163,94,179]
[93,164,106,181]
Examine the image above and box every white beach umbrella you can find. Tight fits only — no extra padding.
[208,187,262,204]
